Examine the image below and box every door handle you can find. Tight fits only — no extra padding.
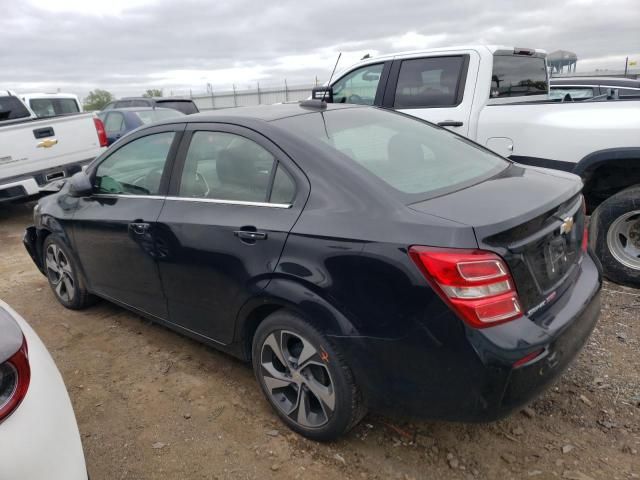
[129,222,150,235]
[234,230,267,241]
[437,120,464,127]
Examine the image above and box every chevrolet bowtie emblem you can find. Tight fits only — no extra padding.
[559,216,574,235]
[37,138,58,148]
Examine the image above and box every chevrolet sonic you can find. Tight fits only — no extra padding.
[24,103,601,441]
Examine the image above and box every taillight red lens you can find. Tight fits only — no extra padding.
[409,246,523,328]
[581,196,588,253]
[93,117,108,147]
[0,337,30,423]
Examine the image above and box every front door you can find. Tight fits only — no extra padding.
[155,124,308,344]
[71,126,183,319]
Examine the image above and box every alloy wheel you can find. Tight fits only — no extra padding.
[606,210,640,271]
[45,244,75,302]
[259,330,335,428]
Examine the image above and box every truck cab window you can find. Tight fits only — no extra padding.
[393,56,465,108]
[332,64,384,105]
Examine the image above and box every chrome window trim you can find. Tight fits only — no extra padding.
[91,193,292,209]
[165,196,292,209]
[92,194,165,200]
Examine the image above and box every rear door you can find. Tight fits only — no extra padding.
[155,123,308,344]
[381,53,476,136]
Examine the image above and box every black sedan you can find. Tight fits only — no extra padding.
[23,102,601,441]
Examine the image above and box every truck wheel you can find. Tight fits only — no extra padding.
[590,186,640,287]
[252,310,366,441]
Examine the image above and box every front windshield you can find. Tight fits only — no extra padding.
[274,107,508,200]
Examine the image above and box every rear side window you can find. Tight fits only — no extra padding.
[394,56,466,108]
[104,112,125,133]
[157,101,199,114]
[179,131,277,203]
[491,55,548,98]
[0,96,31,121]
[29,98,80,117]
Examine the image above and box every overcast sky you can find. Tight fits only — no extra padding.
[2,0,639,99]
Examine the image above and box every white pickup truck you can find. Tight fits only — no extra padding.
[316,45,640,286]
[1,90,107,202]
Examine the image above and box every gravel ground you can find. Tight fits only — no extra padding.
[1,202,639,480]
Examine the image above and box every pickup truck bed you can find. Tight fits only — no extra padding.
[1,94,107,202]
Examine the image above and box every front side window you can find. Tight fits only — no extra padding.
[491,55,548,98]
[179,131,288,203]
[332,63,384,105]
[394,56,465,108]
[275,108,507,201]
[94,132,175,195]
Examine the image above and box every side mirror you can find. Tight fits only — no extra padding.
[68,171,93,197]
[311,86,334,103]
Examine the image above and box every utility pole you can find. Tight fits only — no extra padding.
[624,56,629,76]
[257,82,261,105]
[233,84,237,107]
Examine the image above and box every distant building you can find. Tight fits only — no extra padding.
[548,50,578,74]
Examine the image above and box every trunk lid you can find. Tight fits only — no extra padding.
[409,164,586,316]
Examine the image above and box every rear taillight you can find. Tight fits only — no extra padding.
[409,247,523,328]
[0,337,30,423]
[93,117,108,147]
[581,196,588,253]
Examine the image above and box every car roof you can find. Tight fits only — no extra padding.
[119,96,194,102]
[152,102,363,125]
[103,107,176,112]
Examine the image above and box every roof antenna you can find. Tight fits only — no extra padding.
[300,52,342,109]
[321,52,341,103]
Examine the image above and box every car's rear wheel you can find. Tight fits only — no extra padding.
[43,234,95,309]
[591,186,640,287]
[252,310,366,441]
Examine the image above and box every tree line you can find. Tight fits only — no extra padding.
[83,88,164,111]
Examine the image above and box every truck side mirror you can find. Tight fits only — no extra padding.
[311,86,334,103]
[68,171,93,197]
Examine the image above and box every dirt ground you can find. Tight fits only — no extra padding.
[1,201,638,480]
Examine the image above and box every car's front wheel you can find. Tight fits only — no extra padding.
[591,186,640,287]
[42,234,95,309]
[252,310,366,441]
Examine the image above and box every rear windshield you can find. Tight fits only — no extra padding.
[0,96,31,121]
[491,55,548,98]
[274,107,507,201]
[156,100,199,114]
[29,98,80,117]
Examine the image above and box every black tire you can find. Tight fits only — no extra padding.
[42,234,96,309]
[590,186,640,287]
[252,310,366,441]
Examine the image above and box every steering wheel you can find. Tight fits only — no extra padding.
[561,93,573,103]
[132,167,164,194]
[348,94,364,104]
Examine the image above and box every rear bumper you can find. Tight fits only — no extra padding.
[0,158,92,203]
[331,253,602,421]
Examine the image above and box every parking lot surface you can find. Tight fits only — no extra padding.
[1,202,638,480]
